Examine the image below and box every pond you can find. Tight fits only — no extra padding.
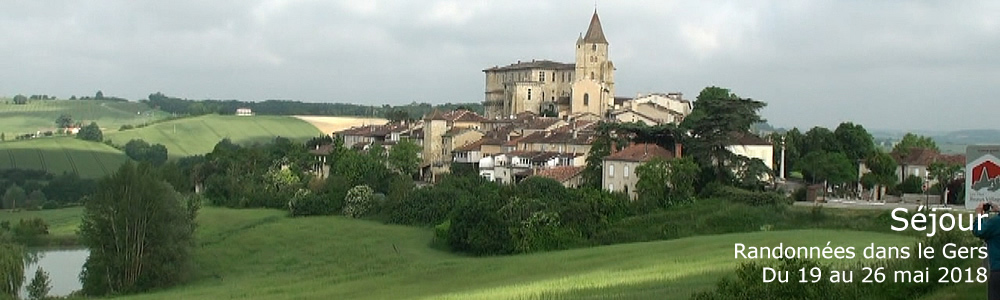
[19,248,88,298]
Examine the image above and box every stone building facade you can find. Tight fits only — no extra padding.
[483,11,615,119]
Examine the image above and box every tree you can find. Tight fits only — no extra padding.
[56,114,74,129]
[79,162,198,295]
[635,157,699,208]
[27,190,46,209]
[798,151,856,186]
[2,184,26,210]
[26,267,51,300]
[124,139,168,166]
[12,95,27,105]
[928,161,962,204]
[385,109,412,123]
[861,151,898,200]
[387,139,421,177]
[898,175,924,194]
[0,243,26,298]
[681,86,767,182]
[802,126,840,154]
[834,122,875,162]
[893,133,938,154]
[77,122,103,142]
[1,133,5,141]
[95,90,104,100]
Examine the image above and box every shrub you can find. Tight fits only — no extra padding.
[41,201,59,210]
[343,185,375,218]
[13,218,49,244]
[702,183,790,206]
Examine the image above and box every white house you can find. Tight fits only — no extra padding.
[236,108,253,116]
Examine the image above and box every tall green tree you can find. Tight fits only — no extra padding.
[26,267,51,300]
[388,139,421,178]
[76,122,103,142]
[834,122,875,162]
[802,126,840,154]
[681,86,767,182]
[79,162,198,295]
[0,243,25,298]
[928,161,962,203]
[893,133,938,154]
[798,151,857,186]
[635,157,700,208]
[2,184,26,210]
[860,151,898,200]
[55,114,74,129]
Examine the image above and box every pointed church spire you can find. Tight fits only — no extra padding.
[582,10,608,44]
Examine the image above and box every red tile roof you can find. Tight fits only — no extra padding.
[533,166,584,183]
[605,143,675,162]
[894,148,966,166]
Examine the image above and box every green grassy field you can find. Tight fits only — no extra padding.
[0,138,127,179]
[0,99,168,138]
[0,207,83,238]
[98,208,913,300]
[105,115,323,157]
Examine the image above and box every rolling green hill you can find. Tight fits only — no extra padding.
[105,115,322,157]
[0,99,168,138]
[0,137,127,179]
[98,208,912,300]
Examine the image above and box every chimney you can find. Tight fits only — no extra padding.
[674,142,683,158]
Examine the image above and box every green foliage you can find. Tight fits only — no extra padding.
[893,132,939,154]
[801,126,840,154]
[798,151,857,185]
[899,175,924,194]
[0,243,25,298]
[123,139,169,166]
[635,157,700,209]
[864,151,898,187]
[681,86,767,183]
[385,109,413,123]
[26,267,51,300]
[834,122,876,161]
[201,138,312,208]
[449,162,477,178]
[343,185,375,218]
[76,122,103,142]
[12,95,27,105]
[55,114,74,129]
[1,184,25,210]
[79,161,198,295]
[146,92,484,118]
[26,190,46,209]
[11,218,49,245]
[701,183,791,207]
[387,139,421,177]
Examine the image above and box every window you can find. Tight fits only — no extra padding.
[551,72,555,82]
[527,88,532,100]
[583,93,589,106]
[608,164,614,177]
[539,72,545,82]
[561,73,565,82]
[592,44,597,51]
[590,72,595,80]
[624,165,629,178]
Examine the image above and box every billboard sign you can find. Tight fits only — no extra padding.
[966,145,1000,209]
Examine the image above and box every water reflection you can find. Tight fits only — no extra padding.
[20,248,88,298]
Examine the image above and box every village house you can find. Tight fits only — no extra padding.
[602,143,679,199]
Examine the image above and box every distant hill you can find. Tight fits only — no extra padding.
[0,137,127,179]
[105,114,322,158]
[146,92,484,119]
[0,98,169,139]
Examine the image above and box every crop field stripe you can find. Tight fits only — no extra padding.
[6,149,14,169]
[250,118,279,137]
[201,119,225,140]
[154,125,193,157]
[58,141,80,175]
[86,145,110,176]
[36,148,47,171]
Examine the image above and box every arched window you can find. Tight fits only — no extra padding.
[592,44,597,51]
[583,93,590,106]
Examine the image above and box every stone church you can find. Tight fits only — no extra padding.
[483,10,615,119]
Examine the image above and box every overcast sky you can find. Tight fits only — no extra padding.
[1,1,997,131]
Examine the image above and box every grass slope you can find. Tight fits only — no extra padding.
[0,99,167,138]
[114,208,914,300]
[0,138,127,179]
[106,115,322,157]
[0,207,83,238]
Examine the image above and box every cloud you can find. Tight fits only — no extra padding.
[0,0,997,131]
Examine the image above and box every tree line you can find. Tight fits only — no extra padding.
[144,92,484,120]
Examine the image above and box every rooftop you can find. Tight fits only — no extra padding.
[605,143,675,162]
[484,60,575,72]
[533,166,585,183]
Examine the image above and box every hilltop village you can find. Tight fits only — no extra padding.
[326,11,773,199]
